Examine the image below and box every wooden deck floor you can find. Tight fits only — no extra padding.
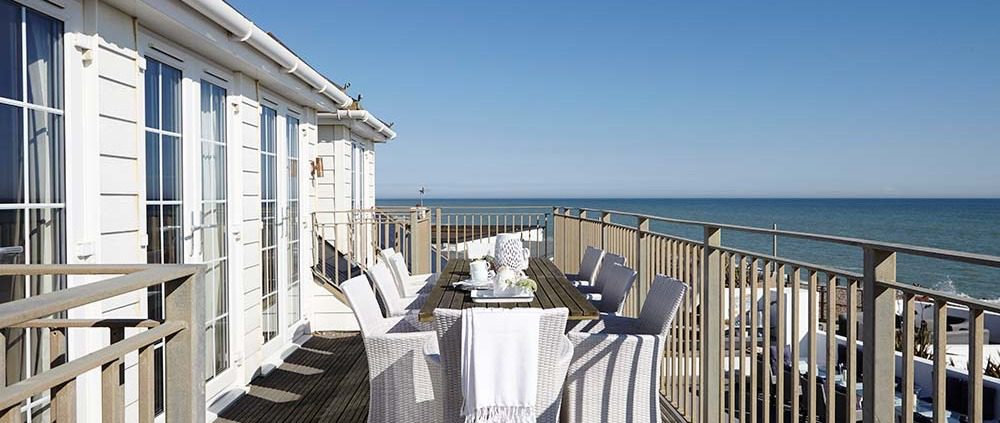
[217,330,675,423]
[216,332,369,423]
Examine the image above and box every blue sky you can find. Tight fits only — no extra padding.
[230,1,1000,199]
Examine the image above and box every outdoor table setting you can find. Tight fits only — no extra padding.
[417,234,599,322]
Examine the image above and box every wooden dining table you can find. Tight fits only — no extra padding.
[417,258,600,322]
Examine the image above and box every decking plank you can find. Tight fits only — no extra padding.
[216,330,673,422]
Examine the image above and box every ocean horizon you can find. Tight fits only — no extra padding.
[378,198,1000,300]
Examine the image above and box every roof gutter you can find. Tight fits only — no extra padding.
[178,0,353,109]
[322,110,397,141]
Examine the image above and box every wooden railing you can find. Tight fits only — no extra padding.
[0,264,204,423]
[553,206,1000,423]
[312,206,550,286]
[313,207,432,288]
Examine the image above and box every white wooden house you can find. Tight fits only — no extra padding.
[0,0,394,420]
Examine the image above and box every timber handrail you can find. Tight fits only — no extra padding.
[551,205,999,423]
[0,321,185,411]
[0,263,204,422]
[568,206,1000,267]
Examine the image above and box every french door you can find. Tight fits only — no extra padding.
[196,76,235,397]
[260,102,304,358]
[0,1,66,420]
[144,49,237,409]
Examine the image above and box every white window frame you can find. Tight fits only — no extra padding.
[137,28,241,407]
[0,1,72,421]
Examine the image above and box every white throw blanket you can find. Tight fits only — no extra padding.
[461,308,541,423]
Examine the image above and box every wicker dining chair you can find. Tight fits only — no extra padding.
[563,275,687,423]
[386,252,436,296]
[568,246,605,287]
[341,275,443,422]
[577,253,626,301]
[431,308,573,423]
[591,263,638,314]
[369,261,427,317]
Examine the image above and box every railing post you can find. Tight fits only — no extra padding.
[600,212,611,252]
[50,327,74,422]
[578,210,588,266]
[636,216,650,317]
[409,207,431,274]
[435,208,442,273]
[861,247,896,422]
[163,268,205,423]
[553,207,565,268]
[565,209,580,274]
[701,226,723,422]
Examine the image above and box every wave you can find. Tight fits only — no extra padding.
[930,277,1000,304]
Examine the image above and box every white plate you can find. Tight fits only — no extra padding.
[470,289,534,303]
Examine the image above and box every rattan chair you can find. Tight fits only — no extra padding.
[577,253,626,301]
[568,246,605,287]
[386,252,436,296]
[369,261,427,317]
[341,275,443,422]
[563,275,687,423]
[431,308,573,423]
[591,263,638,314]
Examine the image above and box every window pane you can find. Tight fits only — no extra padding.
[161,135,181,201]
[0,0,21,101]
[200,82,225,143]
[161,204,182,264]
[215,316,229,374]
[0,209,24,271]
[160,64,181,133]
[146,205,162,264]
[145,132,160,201]
[286,117,299,158]
[260,107,276,154]
[28,111,63,203]
[288,159,298,200]
[144,60,160,129]
[0,104,22,204]
[201,203,226,261]
[25,8,62,109]
[28,208,64,266]
[214,261,228,317]
[201,144,225,201]
[288,200,299,242]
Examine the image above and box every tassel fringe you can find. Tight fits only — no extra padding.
[464,406,535,423]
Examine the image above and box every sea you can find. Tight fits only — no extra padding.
[377,198,1000,300]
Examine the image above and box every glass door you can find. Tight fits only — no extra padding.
[144,56,182,417]
[0,1,66,420]
[198,78,233,395]
[260,106,279,346]
[285,116,301,326]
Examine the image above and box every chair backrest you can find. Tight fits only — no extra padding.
[432,308,570,423]
[636,275,688,335]
[378,247,396,264]
[385,253,412,290]
[340,275,385,336]
[368,261,407,316]
[596,263,638,313]
[591,253,625,291]
[577,246,605,282]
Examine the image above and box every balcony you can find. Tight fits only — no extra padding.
[2,205,998,422]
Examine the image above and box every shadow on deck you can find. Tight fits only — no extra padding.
[218,331,679,423]
[217,332,368,423]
